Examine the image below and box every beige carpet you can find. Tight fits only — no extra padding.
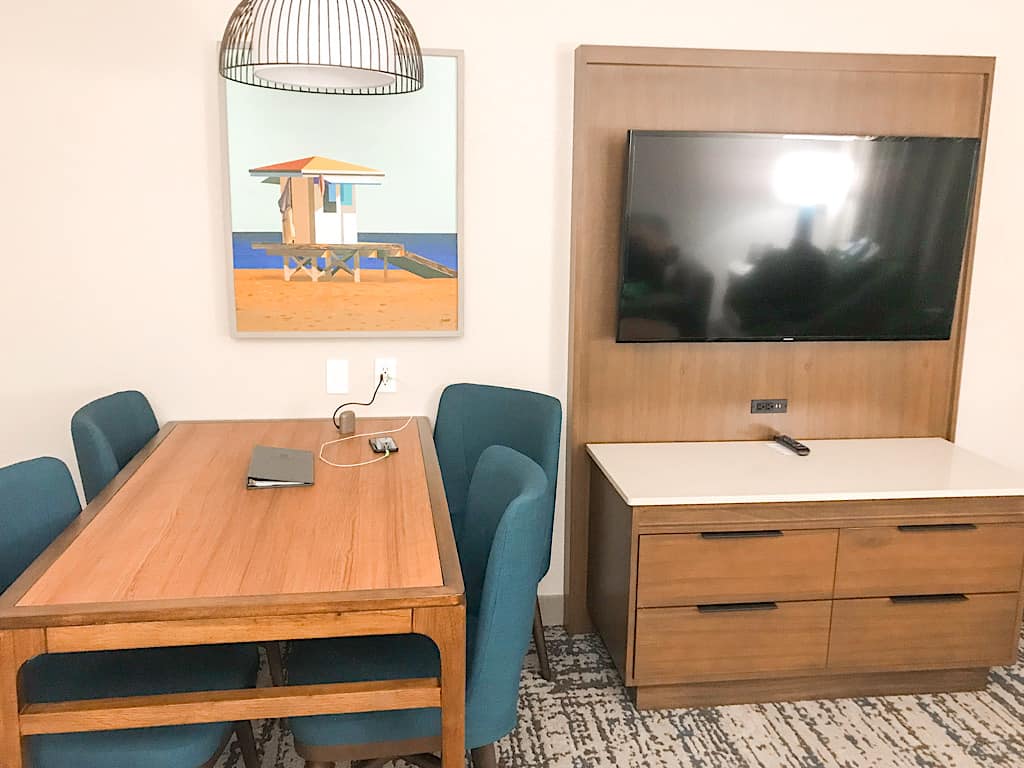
[217,627,1024,767]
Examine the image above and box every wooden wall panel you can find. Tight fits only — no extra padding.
[565,47,995,633]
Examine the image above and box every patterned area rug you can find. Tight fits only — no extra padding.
[217,628,1024,767]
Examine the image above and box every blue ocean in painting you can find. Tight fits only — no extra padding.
[232,232,458,272]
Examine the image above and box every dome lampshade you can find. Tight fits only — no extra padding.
[219,0,424,95]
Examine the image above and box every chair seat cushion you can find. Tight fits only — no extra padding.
[288,619,479,750]
[24,643,259,768]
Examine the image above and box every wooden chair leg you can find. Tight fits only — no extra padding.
[532,597,553,682]
[305,761,336,768]
[233,721,260,768]
[265,641,285,686]
[471,743,500,768]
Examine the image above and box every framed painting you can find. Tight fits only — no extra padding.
[223,49,463,337]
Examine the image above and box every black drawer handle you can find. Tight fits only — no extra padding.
[889,594,968,604]
[697,601,779,613]
[701,530,783,539]
[897,523,977,533]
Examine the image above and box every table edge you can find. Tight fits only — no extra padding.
[0,422,180,616]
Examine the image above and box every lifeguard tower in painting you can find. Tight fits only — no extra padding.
[250,156,381,247]
[250,155,455,282]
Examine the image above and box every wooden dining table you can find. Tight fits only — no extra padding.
[0,417,465,768]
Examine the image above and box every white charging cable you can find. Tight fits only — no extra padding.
[318,417,415,468]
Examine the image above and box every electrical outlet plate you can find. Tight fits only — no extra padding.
[751,398,788,414]
[325,359,349,395]
[374,357,397,393]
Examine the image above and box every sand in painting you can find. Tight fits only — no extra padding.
[234,269,458,332]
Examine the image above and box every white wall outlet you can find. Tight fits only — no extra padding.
[325,359,350,395]
[374,357,398,393]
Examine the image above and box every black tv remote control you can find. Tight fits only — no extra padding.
[773,434,811,456]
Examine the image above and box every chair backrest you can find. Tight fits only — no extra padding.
[71,390,159,502]
[460,445,550,748]
[0,458,81,594]
[434,383,561,568]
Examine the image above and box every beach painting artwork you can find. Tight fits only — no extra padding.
[224,52,461,336]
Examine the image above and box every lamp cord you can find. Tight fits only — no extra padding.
[332,374,384,430]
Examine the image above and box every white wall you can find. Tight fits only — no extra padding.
[1,1,1023,607]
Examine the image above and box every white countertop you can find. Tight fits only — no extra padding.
[586,438,1024,506]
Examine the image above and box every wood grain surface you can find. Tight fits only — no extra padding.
[632,667,990,710]
[633,600,832,683]
[834,524,1024,598]
[43,610,413,653]
[18,418,441,607]
[828,593,1019,671]
[637,530,838,607]
[564,45,995,632]
[18,678,441,735]
[0,630,46,768]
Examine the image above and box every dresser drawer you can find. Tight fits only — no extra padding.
[834,523,1024,598]
[633,601,831,683]
[637,530,838,607]
[829,593,1019,671]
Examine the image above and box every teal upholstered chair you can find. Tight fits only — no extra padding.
[0,457,261,768]
[72,390,160,502]
[433,383,562,681]
[286,445,551,768]
[70,391,286,685]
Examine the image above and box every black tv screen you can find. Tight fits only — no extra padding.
[617,131,980,342]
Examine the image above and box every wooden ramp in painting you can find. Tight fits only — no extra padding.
[253,242,455,282]
[386,250,457,279]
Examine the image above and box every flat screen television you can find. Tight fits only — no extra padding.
[616,130,980,342]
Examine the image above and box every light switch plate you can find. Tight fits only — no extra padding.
[326,359,350,395]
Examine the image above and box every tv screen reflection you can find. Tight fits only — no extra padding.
[617,132,980,342]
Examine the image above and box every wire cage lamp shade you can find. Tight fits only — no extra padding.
[219,0,423,95]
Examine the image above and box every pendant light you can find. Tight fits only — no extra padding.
[219,0,424,95]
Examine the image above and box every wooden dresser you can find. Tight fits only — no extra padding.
[586,438,1024,709]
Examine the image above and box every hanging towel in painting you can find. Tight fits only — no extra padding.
[278,177,293,214]
[279,178,295,243]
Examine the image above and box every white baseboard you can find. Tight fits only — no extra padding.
[537,593,564,626]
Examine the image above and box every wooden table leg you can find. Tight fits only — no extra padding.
[413,604,466,768]
[0,630,46,768]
